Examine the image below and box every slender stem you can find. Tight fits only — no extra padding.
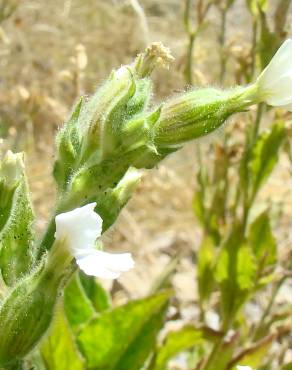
[219,8,227,84]
[186,32,196,85]
[250,18,258,81]
[130,0,150,47]
[202,316,232,370]
[202,333,226,370]
[184,0,196,85]
[252,102,264,141]
[252,275,287,341]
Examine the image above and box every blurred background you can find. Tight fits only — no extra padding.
[0,1,291,366]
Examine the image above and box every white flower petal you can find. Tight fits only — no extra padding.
[55,202,102,255]
[260,39,292,83]
[257,39,292,107]
[236,366,253,370]
[55,203,134,279]
[76,250,135,279]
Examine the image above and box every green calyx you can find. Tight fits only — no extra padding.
[0,151,36,287]
[0,257,64,366]
[154,84,259,149]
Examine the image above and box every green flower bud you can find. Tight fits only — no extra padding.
[93,167,142,230]
[0,151,35,287]
[0,151,24,231]
[154,85,258,150]
[0,151,24,188]
[53,97,84,190]
[0,240,70,366]
[79,66,136,163]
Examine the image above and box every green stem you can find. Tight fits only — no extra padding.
[202,334,226,370]
[252,102,264,141]
[242,101,264,230]
[202,316,232,370]
[252,275,287,341]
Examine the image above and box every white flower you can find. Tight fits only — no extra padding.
[55,202,134,279]
[236,366,253,370]
[256,39,292,111]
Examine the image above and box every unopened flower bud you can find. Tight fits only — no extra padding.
[0,151,25,232]
[79,66,136,161]
[154,86,257,149]
[0,150,35,287]
[0,150,24,188]
[94,167,143,229]
[0,151,25,211]
[0,258,63,366]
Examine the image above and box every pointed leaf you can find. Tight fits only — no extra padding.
[198,236,216,303]
[79,271,111,312]
[64,273,95,333]
[41,309,84,370]
[215,225,256,321]
[76,291,171,370]
[250,122,285,198]
[248,211,277,271]
[117,302,168,370]
[151,325,205,370]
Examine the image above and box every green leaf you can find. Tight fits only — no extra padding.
[117,301,168,370]
[250,122,285,199]
[151,325,204,370]
[76,290,171,370]
[215,225,256,322]
[41,309,84,370]
[248,211,277,271]
[64,273,95,333]
[79,271,111,312]
[197,236,216,303]
[0,169,35,287]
